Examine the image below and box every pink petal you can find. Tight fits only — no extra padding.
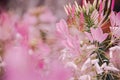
[96,27,108,43]
[99,1,103,14]
[110,11,116,27]
[56,19,69,37]
[99,33,108,43]
[116,12,120,26]
[71,5,75,17]
[91,28,99,42]
[85,32,93,43]
[90,27,108,43]
[111,0,115,10]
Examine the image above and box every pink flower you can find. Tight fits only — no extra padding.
[23,13,37,25]
[39,9,57,23]
[4,44,41,80]
[109,46,120,69]
[56,19,80,54]
[56,19,69,38]
[85,27,108,43]
[15,21,29,39]
[0,12,15,41]
[110,11,120,27]
[42,60,72,80]
[110,11,120,38]
[14,21,29,46]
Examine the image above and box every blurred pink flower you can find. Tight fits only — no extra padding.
[23,13,37,25]
[0,12,15,41]
[30,41,51,57]
[4,44,41,80]
[85,27,108,43]
[14,20,30,46]
[39,9,56,23]
[15,21,29,40]
[43,60,72,80]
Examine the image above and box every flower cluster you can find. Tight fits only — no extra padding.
[0,7,72,80]
[57,0,120,80]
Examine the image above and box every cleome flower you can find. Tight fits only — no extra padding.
[57,0,120,80]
